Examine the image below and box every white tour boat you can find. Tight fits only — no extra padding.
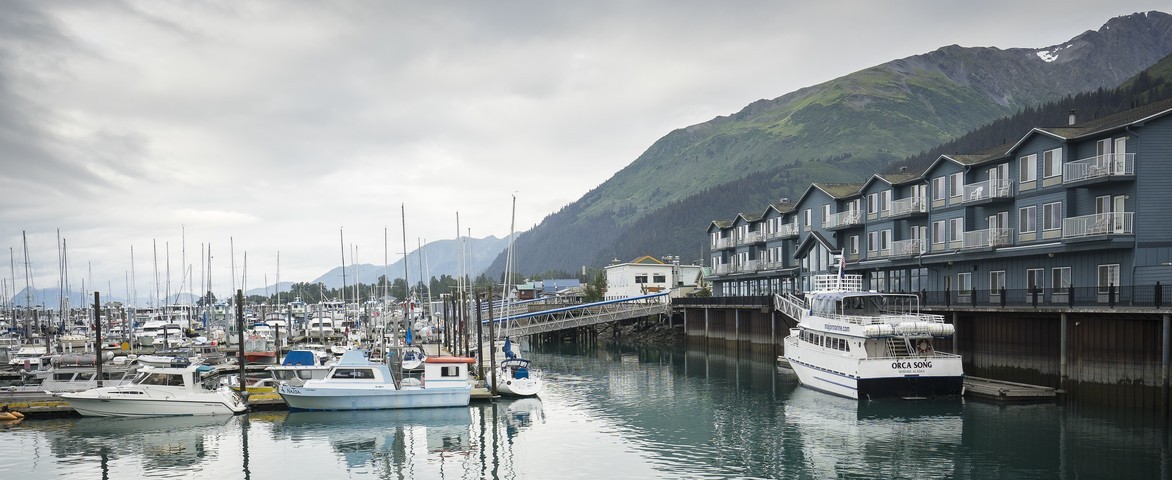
[277,349,475,411]
[60,364,247,417]
[783,274,964,400]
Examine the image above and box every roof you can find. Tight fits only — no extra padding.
[628,255,665,265]
[794,231,838,258]
[813,183,864,199]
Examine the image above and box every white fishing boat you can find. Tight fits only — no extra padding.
[60,364,247,417]
[8,346,48,370]
[277,350,475,411]
[782,274,964,400]
[494,337,542,397]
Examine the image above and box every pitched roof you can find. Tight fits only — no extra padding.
[812,183,864,199]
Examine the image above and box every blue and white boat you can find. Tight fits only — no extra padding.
[277,350,475,411]
[495,337,542,397]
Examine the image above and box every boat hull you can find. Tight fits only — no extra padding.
[61,391,246,417]
[786,355,964,400]
[496,373,542,397]
[278,384,471,411]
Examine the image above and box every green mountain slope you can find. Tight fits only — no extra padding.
[491,11,1172,276]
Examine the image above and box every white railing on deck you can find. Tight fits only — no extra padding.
[1063,212,1134,238]
[961,228,1013,249]
[767,222,800,240]
[890,238,925,257]
[888,197,927,217]
[962,178,1013,203]
[1063,153,1134,183]
[812,274,863,292]
[822,210,863,229]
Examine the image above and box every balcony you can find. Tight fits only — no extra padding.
[713,264,733,275]
[961,179,1013,205]
[735,259,762,273]
[822,210,864,230]
[1063,153,1134,185]
[767,222,800,240]
[888,197,928,218]
[890,238,926,258]
[1062,212,1134,240]
[961,227,1014,250]
[736,231,765,246]
[714,237,735,250]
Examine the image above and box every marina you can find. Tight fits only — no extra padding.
[0,343,1167,479]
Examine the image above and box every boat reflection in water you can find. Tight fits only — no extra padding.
[63,415,234,472]
[274,407,474,471]
[497,397,544,440]
[782,387,963,479]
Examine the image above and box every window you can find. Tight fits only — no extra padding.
[635,275,648,284]
[1043,202,1062,231]
[850,235,859,255]
[933,221,946,244]
[1051,267,1071,290]
[652,274,666,283]
[1043,148,1062,178]
[880,229,891,251]
[1019,206,1036,234]
[1097,264,1120,294]
[932,177,946,201]
[1026,268,1044,293]
[868,193,879,214]
[822,204,831,221]
[1020,154,1037,182]
[880,190,891,212]
[868,231,879,252]
[949,218,963,242]
[949,173,964,197]
[804,209,812,227]
[958,272,972,292]
[990,271,1006,292]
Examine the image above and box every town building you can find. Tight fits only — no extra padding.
[705,98,1172,305]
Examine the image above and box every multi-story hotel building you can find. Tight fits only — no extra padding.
[706,98,1172,307]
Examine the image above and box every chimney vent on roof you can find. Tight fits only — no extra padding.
[780,197,789,204]
[1068,109,1077,126]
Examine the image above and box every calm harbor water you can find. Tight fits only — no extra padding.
[1,343,1169,479]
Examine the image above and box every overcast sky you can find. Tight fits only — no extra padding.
[1,1,1166,304]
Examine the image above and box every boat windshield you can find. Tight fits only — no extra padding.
[812,293,920,317]
[133,371,187,386]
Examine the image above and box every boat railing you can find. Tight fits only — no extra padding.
[820,312,945,326]
[860,352,962,361]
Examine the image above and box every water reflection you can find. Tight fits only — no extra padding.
[272,407,474,475]
[57,415,232,477]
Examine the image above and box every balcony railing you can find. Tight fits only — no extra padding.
[767,222,800,240]
[736,231,764,246]
[961,179,1013,204]
[736,259,762,273]
[888,197,927,217]
[713,264,732,275]
[1063,153,1134,183]
[822,210,864,229]
[1063,212,1134,239]
[890,238,926,257]
[714,237,735,250]
[961,227,1014,249]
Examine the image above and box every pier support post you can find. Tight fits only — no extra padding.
[1163,314,1170,415]
[1060,313,1069,392]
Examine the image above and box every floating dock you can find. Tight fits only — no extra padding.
[963,376,1057,402]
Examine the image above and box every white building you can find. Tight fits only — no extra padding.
[604,256,704,300]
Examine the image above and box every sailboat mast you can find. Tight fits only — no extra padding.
[339,228,347,316]
[401,204,410,322]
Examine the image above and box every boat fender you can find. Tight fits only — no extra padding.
[0,411,22,420]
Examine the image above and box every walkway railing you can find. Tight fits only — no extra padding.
[485,291,671,336]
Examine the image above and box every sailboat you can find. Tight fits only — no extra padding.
[495,336,542,397]
[493,196,543,397]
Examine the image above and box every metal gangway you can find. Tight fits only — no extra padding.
[482,291,671,336]
[774,292,807,323]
